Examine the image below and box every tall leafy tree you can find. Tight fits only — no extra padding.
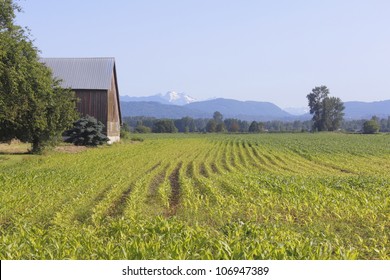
[387,116,390,131]
[213,111,223,124]
[307,85,344,131]
[206,119,217,132]
[322,96,345,131]
[362,117,380,134]
[174,116,196,132]
[248,121,261,133]
[224,118,240,132]
[0,0,78,153]
[215,122,226,132]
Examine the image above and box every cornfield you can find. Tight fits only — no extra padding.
[0,133,389,259]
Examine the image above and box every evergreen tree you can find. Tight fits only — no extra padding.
[65,115,109,146]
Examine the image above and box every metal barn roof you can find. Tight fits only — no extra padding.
[40,57,115,90]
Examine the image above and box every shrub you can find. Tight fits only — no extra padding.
[363,119,380,134]
[64,115,109,146]
[120,124,131,140]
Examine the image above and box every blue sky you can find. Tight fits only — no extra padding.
[16,0,390,108]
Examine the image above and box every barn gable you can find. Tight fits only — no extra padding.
[40,57,122,143]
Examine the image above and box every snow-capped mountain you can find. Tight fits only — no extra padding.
[120,91,196,105]
[162,91,197,105]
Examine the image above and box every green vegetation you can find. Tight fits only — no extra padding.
[363,117,380,134]
[1,133,389,259]
[307,85,345,131]
[0,0,78,153]
[120,123,131,140]
[0,142,32,167]
[248,121,264,133]
[64,115,109,146]
[152,119,178,133]
[125,115,390,133]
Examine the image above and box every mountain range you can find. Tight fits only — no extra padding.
[120,91,196,106]
[119,93,390,121]
[343,100,390,119]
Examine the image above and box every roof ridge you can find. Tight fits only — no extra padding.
[40,57,115,59]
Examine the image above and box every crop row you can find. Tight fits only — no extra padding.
[0,133,389,259]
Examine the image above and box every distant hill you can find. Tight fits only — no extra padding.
[343,100,390,119]
[120,98,295,121]
[120,96,390,121]
[184,98,293,121]
[120,101,205,119]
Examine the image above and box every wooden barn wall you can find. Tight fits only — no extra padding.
[107,74,120,137]
[75,89,108,134]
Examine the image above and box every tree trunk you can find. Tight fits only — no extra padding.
[31,137,44,154]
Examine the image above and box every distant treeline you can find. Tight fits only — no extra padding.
[123,115,390,133]
[341,117,390,133]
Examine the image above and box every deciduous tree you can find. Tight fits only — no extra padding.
[206,119,217,132]
[0,0,78,153]
[307,85,344,131]
[213,111,223,124]
[249,121,261,133]
[152,119,177,133]
[362,117,380,134]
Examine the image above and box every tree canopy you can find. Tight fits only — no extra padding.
[152,119,177,133]
[307,85,344,131]
[213,111,223,124]
[362,117,380,134]
[248,121,264,133]
[0,0,78,153]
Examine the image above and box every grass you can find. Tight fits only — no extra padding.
[0,142,32,167]
[0,133,389,259]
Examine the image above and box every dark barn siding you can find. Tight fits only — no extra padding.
[75,89,108,134]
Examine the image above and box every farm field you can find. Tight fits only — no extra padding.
[0,133,389,259]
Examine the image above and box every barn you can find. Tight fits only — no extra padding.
[40,57,122,143]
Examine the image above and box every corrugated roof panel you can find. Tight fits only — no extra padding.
[39,57,115,90]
